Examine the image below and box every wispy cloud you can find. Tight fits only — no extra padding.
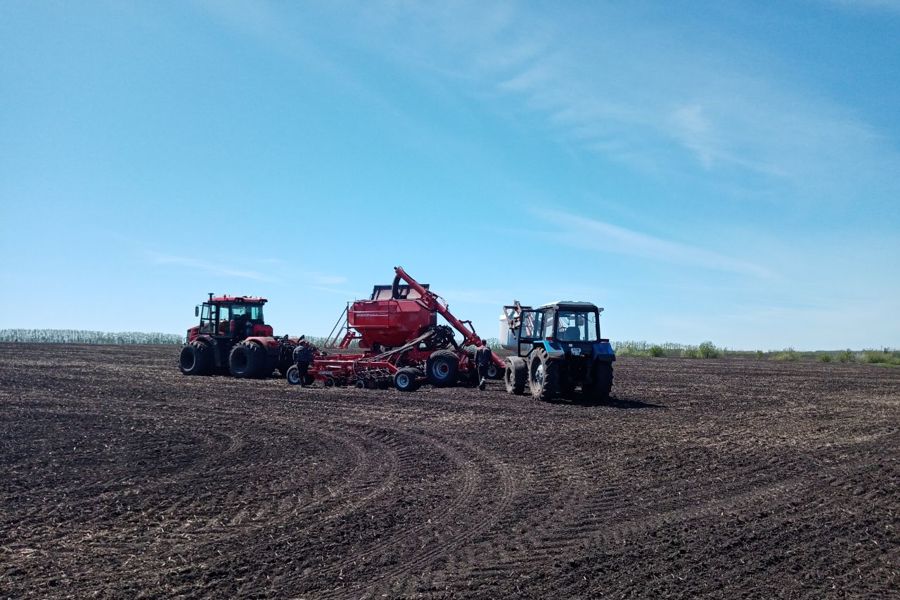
[533,208,772,278]
[147,252,276,282]
[308,272,348,286]
[351,2,900,202]
[826,0,900,14]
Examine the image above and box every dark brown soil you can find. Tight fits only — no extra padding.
[1,343,898,599]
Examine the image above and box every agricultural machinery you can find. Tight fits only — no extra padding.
[500,301,615,402]
[179,294,299,378]
[286,266,505,391]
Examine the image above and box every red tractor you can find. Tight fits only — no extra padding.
[286,266,506,391]
[179,294,299,378]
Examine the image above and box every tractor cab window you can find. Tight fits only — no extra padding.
[199,304,215,334]
[249,305,263,322]
[518,310,543,339]
[543,309,555,338]
[556,310,599,342]
[215,305,231,335]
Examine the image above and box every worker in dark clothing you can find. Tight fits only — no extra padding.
[474,340,492,391]
[293,340,314,387]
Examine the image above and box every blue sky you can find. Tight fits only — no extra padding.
[1,1,898,350]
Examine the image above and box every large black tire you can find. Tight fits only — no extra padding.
[426,350,459,387]
[588,360,613,402]
[276,341,296,378]
[394,367,421,392]
[504,357,526,395]
[529,348,559,402]
[179,342,211,375]
[229,341,265,378]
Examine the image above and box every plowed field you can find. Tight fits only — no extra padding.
[1,343,898,598]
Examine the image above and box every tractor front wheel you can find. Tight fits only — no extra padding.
[529,349,559,402]
[286,365,301,385]
[229,341,265,378]
[504,357,526,395]
[179,342,211,376]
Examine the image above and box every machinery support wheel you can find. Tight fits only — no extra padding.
[229,341,265,378]
[286,365,301,385]
[486,362,500,379]
[588,361,613,403]
[426,350,459,387]
[394,368,421,392]
[179,341,211,376]
[529,348,559,402]
[504,357,526,395]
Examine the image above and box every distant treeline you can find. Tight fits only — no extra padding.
[0,329,183,345]
[614,340,900,365]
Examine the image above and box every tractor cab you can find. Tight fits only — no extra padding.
[500,300,616,402]
[516,302,603,356]
[503,301,614,360]
[188,294,273,342]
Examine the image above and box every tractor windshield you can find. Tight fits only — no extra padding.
[556,310,599,342]
[231,304,264,323]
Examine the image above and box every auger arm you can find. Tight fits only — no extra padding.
[393,266,506,369]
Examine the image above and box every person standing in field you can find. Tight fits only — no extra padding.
[293,340,314,387]
[474,341,492,391]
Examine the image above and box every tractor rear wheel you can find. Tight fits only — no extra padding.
[504,357,526,395]
[394,368,421,392]
[426,350,459,387]
[529,349,559,402]
[179,342,211,376]
[588,361,613,403]
[229,341,265,378]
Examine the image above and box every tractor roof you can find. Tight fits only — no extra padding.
[539,301,601,310]
[209,296,267,304]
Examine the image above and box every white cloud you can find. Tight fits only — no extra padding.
[533,208,772,278]
[147,252,276,282]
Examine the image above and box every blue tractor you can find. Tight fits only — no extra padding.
[500,301,615,402]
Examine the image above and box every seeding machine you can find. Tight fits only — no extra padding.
[286,266,504,391]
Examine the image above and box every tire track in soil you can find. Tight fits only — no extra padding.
[433,447,877,596]
[314,429,520,599]
[185,423,409,598]
[117,421,407,594]
[521,454,884,599]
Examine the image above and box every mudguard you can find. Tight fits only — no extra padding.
[532,340,565,359]
[593,341,616,362]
